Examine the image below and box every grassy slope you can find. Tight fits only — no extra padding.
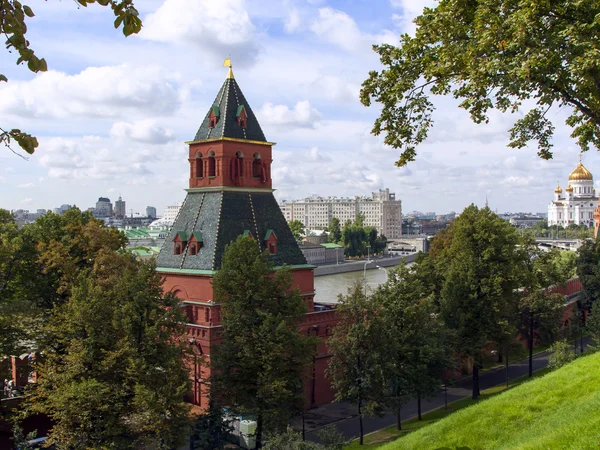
[382,352,600,450]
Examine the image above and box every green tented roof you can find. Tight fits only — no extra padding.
[211,105,220,117]
[176,231,187,242]
[236,104,245,117]
[264,229,276,240]
[192,231,203,242]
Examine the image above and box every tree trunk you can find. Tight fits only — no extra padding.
[396,406,401,430]
[358,398,364,445]
[472,361,480,400]
[528,314,534,378]
[497,350,503,364]
[256,413,263,449]
[417,392,422,420]
[505,351,509,388]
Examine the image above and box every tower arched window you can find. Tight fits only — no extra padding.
[253,153,262,178]
[208,151,216,177]
[195,153,203,178]
[235,151,244,177]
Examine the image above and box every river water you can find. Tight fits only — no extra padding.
[313,268,390,304]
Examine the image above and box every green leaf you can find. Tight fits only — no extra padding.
[38,58,47,72]
[0,74,7,82]
[23,5,35,17]
[113,15,123,29]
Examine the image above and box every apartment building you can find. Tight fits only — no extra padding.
[280,188,402,238]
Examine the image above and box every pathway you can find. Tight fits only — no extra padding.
[301,340,590,443]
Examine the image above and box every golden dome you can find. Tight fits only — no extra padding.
[566,184,574,192]
[568,162,593,181]
[554,184,563,194]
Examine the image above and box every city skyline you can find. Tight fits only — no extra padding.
[0,0,596,214]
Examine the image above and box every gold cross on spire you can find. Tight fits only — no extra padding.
[223,57,234,79]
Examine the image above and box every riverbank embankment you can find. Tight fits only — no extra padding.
[314,253,418,277]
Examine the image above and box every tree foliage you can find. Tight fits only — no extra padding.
[328,217,342,244]
[576,239,600,308]
[25,255,191,449]
[0,208,127,359]
[547,339,577,370]
[211,236,314,448]
[436,206,522,399]
[374,261,451,426]
[190,400,232,450]
[326,281,387,445]
[1,0,142,155]
[341,216,387,257]
[361,0,600,167]
[288,220,306,241]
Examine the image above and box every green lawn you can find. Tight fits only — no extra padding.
[379,351,600,450]
[344,369,549,449]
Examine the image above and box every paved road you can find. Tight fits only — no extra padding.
[303,339,590,443]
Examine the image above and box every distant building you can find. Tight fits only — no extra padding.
[146,206,157,219]
[298,241,344,265]
[53,204,72,215]
[114,196,126,219]
[95,197,113,218]
[280,188,402,238]
[548,160,596,227]
[163,205,182,225]
[509,215,545,228]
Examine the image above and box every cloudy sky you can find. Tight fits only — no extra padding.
[0,0,595,216]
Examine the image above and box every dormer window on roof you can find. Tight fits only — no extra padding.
[209,105,220,128]
[236,104,247,128]
[264,229,277,255]
[174,231,187,255]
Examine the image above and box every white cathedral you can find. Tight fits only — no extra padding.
[548,160,597,227]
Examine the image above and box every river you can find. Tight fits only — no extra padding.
[313,268,390,304]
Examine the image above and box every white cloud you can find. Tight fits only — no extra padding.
[0,65,181,120]
[110,120,175,145]
[310,75,359,103]
[18,183,35,188]
[20,198,33,205]
[141,0,258,63]
[258,100,322,129]
[310,8,396,53]
[390,0,437,35]
[0,176,5,184]
[306,147,332,163]
[284,7,302,33]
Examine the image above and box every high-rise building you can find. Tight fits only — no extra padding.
[163,205,182,225]
[146,206,157,219]
[156,64,337,409]
[548,160,596,227]
[114,196,126,219]
[94,197,113,218]
[280,188,402,238]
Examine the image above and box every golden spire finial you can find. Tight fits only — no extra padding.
[224,57,234,79]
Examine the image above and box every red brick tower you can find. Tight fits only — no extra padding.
[156,64,337,409]
[594,199,600,239]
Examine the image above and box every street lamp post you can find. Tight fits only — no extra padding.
[363,260,373,295]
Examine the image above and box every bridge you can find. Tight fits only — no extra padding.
[535,238,585,251]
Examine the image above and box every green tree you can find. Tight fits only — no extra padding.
[25,255,191,449]
[547,340,577,370]
[517,240,568,377]
[360,0,600,167]
[328,218,342,243]
[288,220,306,241]
[577,239,600,307]
[587,301,600,349]
[1,0,142,156]
[437,205,521,399]
[0,208,127,360]
[374,262,451,427]
[326,281,387,445]
[190,399,232,450]
[211,236,314,448]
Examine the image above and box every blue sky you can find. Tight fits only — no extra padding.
[0,0,594,216]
